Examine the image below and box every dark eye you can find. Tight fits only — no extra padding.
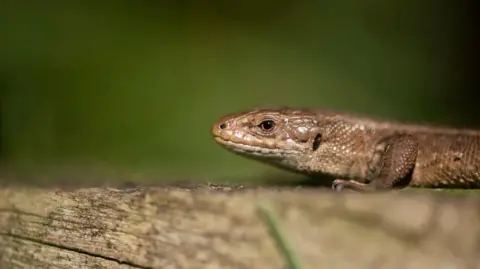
[258,120,275,131]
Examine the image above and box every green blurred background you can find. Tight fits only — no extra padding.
[0,1,478,186]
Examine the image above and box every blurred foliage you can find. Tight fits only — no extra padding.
[0,0,477,184]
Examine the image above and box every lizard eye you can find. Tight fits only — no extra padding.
[258,120,276,131]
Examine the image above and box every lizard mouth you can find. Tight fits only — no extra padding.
[213,136,301,157]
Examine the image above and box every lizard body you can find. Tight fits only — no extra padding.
[211,107,480,191]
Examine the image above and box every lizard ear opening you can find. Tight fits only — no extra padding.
[312,134,322,151]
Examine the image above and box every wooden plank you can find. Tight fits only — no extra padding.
[0,186,479,269]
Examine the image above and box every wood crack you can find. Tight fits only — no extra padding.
[0,231,152,269]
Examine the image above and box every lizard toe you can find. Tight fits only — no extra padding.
[332,179,346,192]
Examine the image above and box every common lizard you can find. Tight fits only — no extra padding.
[211,107,480,192]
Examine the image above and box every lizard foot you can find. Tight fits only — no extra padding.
[332,179,381,192]
[332,179,346,192]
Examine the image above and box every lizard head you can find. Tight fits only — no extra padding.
[211,107,321,170]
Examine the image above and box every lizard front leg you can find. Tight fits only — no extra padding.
[332,135,419,192]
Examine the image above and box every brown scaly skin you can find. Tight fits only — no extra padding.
[211,107,480,192]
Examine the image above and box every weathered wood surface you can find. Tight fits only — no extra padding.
[1,185,480,269]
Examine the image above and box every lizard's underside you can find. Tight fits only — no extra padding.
[211,107,480,192]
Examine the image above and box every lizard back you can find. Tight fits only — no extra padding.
[311,111,480,188]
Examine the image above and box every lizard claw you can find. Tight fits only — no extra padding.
[332,179,345,192]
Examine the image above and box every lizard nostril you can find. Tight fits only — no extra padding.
[219,123,227,130]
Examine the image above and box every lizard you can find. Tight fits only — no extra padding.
[210,107,480,192]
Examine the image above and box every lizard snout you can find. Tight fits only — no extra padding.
[211,119,231,138]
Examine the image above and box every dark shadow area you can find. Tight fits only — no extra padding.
[260,173,335,188]
[442,0,480,127]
